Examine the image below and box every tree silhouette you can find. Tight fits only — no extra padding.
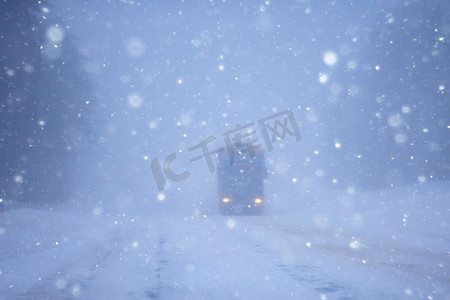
[0,0,94,206]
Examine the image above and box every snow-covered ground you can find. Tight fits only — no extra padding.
[0,182,449,299]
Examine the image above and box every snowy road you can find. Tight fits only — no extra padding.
[1,199,449,299]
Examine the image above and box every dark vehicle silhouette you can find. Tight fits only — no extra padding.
[217,143,268,215]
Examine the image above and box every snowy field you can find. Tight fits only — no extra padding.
[0,181,449,299]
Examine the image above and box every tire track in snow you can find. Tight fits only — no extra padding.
[234,229,355,299]
[19,227,125,299]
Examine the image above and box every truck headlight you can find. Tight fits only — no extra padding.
[222,197,230,203]
[254,198,262,204]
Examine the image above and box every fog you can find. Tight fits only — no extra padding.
[2,0,449,213]
[1,0,449,298]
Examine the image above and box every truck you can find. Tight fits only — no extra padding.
[217,142,268,215]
